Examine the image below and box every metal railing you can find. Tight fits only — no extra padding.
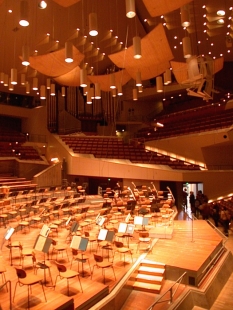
[0,280,12,310]
[146,272,187,310]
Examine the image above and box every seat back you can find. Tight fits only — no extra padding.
[15,267,27,279]
[114,241,123,248]
[93,254,103,263]
[55,262,67,273]
[139,232,149,238]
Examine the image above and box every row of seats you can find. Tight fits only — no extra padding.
[137,103,233,141]
[60,135,201,170]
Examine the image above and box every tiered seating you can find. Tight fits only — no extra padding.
[0,142,42,160]
[60,135,201,171]
[136,103,233,141]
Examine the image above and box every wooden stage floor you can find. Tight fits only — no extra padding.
[0,217,224,309]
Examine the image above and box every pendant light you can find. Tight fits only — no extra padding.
[89,13,98,36]
[4,74,8,86]
[61,86,66,97]
[0,72,4,83]
[182,37,192,58]
[22,45,30,66]
[138,85,143,93]
[118,83,123,96]
[181,6,190,27]
[136,71,142,86]
[156,76,163,92]
[65,41,73,63]
[133,88,138,100]
[110,73,116,89]
[9,78,14,91]
[21,73,26,85]
[80,68,87,87]
[19,1,29,27]
[87,90,92,104]
[26,82,30,94]
[126,0,136,18]
[50,83,55,96]
[133,36,141,59]
[112,88,117,97]
[163,69,171,85]
[94,83,101,99]
[40,85,46,99]
[32,77,38,90]
[11,68,17,85]
[46,78,51,89]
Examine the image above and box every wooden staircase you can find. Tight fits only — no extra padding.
[130,259,165,294]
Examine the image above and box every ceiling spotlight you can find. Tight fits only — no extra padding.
[38,1,47,9]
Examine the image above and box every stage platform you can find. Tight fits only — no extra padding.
[147,220,224,287]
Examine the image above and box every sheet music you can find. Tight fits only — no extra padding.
[98,229,107,240]
[106,231,114,242]
[4,227,14,240]
[118,222,127,233]
[96,216,105,226]
[126,224,135,235]
[125,213,131,223]
[34,235,46,252]
[70,235,81,250]
[40,224,50,237]
[142,217,149,225]
[134,216,143,225]
[79,237,88,251]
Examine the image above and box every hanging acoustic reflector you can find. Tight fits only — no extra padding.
[182,36,192,58]
[180,6,190,27]
[65,41,73,63]
[40,85,46,99]
[0,72,4,83]
[136,71,142,86]
[22,45,30,66]
[110,73,116,89]
[118,83,123,96]
[133,88,138,100]
[3,74,8,86]
[19,0,29,27]
[11,68,17,85]
[50,83,55,96]
[133,36,141,59]
[46,78,51,89]
[80,68,87,87]
[126,0,136,18]
[89,13,98,36]
[32,77,38,90]
[21,73,26,85]
[94,83,101,99]
[163,69,171,85]
[26,82,30,94]
[156,76,163,92]
[61,86,66,97]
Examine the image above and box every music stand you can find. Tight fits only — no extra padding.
[33,233,53,286]
[118,222,135,247]
[134,216,149,231]
[3,227,15,265]
[98,229,115,260]
[70,236,89,276]
[96,215,106,227]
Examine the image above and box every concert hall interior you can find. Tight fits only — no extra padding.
[1,0,233,310]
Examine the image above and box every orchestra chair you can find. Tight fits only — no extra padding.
[54,261,83,296]
[136,231,152,253]
[0,265,8,292]
[32,252,53,285]
[19,244,34,269]
[51,239,69,262]
[91,254,116,284]
[113,241,133,266]
[84,231,97,252]
[13,267,47,309]
[70,249,91,277]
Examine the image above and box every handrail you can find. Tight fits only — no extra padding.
[146,272,187,310]
[0,280,12,310]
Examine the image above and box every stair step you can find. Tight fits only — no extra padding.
[140,259,165,269]
[135,273,163,284]
[133,281,161,293]
[138,266,165,276]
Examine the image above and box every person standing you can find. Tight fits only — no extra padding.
[212,202,220,227]
[220,206,231,236]
[189,191,195,214]
[183,188,188,210]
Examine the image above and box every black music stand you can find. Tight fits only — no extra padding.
[70,236,89,276]
[33,232,53,286]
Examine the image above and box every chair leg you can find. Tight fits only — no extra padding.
[40,282,47,302]
[77,275,83,293]
[13,281,18,302]
[67,279,70,296]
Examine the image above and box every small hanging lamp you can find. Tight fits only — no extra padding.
[11,68,17,85]
[61,86,66,97]
[21,73,26,85]
[19,0,29,27]
[3,74,8,86]
[80,68,87,87]
[110,73,116,89]
[65,41,73,63]
[50,83,55,96]
[126,0,136,18]
[133,36,141,59]
[156,76,163,92]
[181,6,190,27]
[26,82,30,94]
[133,88,138,100]
[22,45,30,66]
[182,37,192,58]
[94,83,101,99]
[40,85,46,99]
[118,83,123,96]
[136,71,142,86]
[32,77,38,90]
[46,78,51,89]
[0,72,4,83]
[89,13,98,36]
